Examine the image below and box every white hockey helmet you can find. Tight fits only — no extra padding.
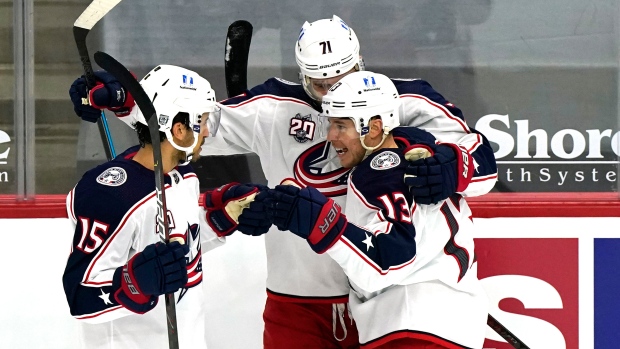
[137,65,220,164]
[321,71,400,150]
[295,15,364,101]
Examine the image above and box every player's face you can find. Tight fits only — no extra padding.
[326,118,365,168]
[307,68,356,100]
[189,112,210,162]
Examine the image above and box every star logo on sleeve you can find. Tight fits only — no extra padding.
[362,233,374,252]
[99,289,113,305]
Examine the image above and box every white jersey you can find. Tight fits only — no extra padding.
[326,132,488,348]
[124,77,498,303]
[62,146,223,349]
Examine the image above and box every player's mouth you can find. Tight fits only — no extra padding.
[335,147,348,156]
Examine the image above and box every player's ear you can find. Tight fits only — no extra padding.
[368,117,384,138]
[171,121,187,140]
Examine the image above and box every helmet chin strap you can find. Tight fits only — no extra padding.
[361,132,389,158]
[166,130,198,166]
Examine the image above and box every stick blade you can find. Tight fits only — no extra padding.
[225,20,253,98]
[74,0,122,29]
[487,314,530,349]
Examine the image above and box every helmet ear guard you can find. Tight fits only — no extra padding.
[136,65,220,164]
[295,15,364,100]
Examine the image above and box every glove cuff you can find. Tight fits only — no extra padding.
[308,215,347,254]
[118,256,151,304]
[206,210,237,237]
[114,289,158,314]
[306,198,347,254]
[87,83,108,109]
[204,182,240,209]
[204,183,243,237]
[110,106,133,117]
[441,143,474,192]
[112,266,158,314]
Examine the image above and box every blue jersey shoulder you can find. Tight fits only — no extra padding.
[114,145,195,178]
[74,157,157,227]
[351,148,410,206]
[392,126,437,147]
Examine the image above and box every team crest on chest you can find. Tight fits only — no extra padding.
[289,113,316,143]
[96,167,127,186]
[370,151,401,170]
[293,141,350,197]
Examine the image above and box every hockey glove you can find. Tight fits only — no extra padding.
[204,182,270,237]
[113,241,188,314]
[69,70,135,123]
[403,142,474,205]
[265,185,347,254]
[237,190,272,236]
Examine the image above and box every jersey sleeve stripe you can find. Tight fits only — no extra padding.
[400,94,471,133]
[349,179,389,224]
[75,305,123,320]
[82,188,162,285]
[340,234,418,275]
[225,94,312,109]
[470,174,498,183]
[67,189,77,222]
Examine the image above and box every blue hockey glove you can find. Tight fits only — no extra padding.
[69,70,135,123]
[265,185,347,254]
[204,182,270,237]
[403,142,473,205]
[237,190,272,236]
[113,241,188,314]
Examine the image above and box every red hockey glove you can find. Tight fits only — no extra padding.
[204,182,271,237]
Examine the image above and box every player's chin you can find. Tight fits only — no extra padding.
[339,157,356,169]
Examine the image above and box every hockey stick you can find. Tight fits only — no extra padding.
[73,0,121,160]
[225,20,253,97]
[93,51,180,349]
[487,314,530,349]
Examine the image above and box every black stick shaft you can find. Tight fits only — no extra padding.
[94,51,179,349]
[73,26,115,160]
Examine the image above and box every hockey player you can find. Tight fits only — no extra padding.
[262,71,488,349]
[68,15,496,348]
[63,65,267,349]
[203,15,496,348]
